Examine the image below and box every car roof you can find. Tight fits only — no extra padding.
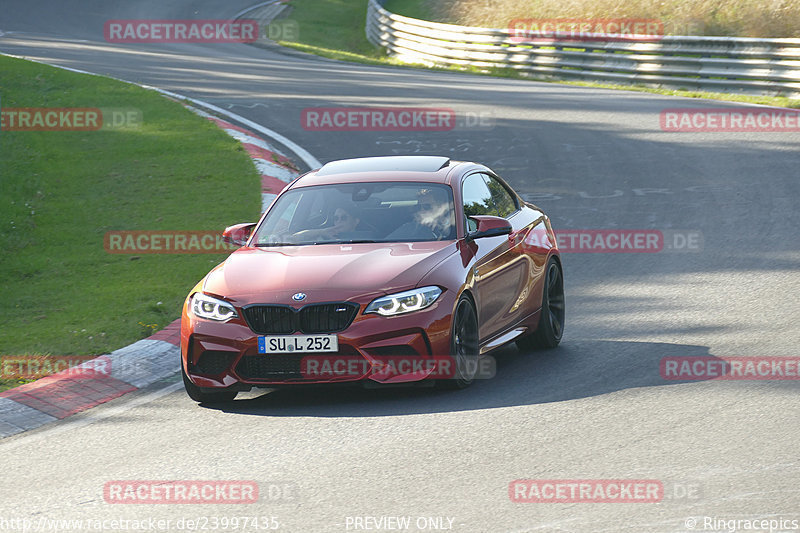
[291,156,481,188]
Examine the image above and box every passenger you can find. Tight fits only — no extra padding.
[386,188,455,241]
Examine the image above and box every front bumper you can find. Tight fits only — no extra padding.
[180,292,456,391]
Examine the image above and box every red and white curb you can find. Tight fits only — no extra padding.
[0,102,304,439]
[0,322,181,438]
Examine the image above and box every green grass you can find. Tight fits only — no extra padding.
[278,0,800,108]
[0,55,261,390]
[383,0,435,20]
[282,0,381,57]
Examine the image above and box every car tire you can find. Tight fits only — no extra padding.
[517,256,565,351]
[439,294,480,389]
[182,366,238,403]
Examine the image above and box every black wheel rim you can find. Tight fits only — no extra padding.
[453,299,479,382]
[545,262,565,341]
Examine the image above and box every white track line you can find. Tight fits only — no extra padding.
[0,53,321,169]
[149,87,321,169]
[233,0,284,20]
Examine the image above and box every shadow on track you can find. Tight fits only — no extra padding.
[201,339,715,417]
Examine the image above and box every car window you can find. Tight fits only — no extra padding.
[462,173,495,232]
[462,173,494,215]
[252,182,456,245]
[481,173,518,218]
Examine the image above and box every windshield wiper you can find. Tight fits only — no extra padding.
[326,239,379,244]
[255,239,379,247]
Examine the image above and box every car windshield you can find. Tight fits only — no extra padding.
[252,182,456,246]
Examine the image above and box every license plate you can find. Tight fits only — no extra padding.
[258,335,338,354]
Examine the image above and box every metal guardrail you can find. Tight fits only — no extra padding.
[365,0,800,96]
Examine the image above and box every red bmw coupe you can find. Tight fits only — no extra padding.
[180,156,564,402]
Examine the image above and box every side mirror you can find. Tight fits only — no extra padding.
[466,215,512,241]
[222,223,257,247]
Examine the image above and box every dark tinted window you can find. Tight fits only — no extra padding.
[482,173,517,217]
[461,173,494,232]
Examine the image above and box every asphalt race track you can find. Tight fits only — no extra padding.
[1,1,799,531]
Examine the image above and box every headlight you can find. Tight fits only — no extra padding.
[364,286,442,316]
[190,293,238,321]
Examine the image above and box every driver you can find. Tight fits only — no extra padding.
[292,204,366,242]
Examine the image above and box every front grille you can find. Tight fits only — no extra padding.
[243,306,295,335]
[242,303,359,335]
[300,303,359,333]
[194,350,236,375]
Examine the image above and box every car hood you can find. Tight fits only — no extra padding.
[203,241,456,305]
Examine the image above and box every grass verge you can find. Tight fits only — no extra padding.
[0,55,261,391]
[383,0,434,20]
[278,0,799,108]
